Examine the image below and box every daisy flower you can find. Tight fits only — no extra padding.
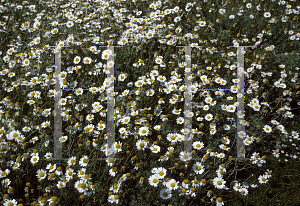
[46,163,57,173]
[193,141,204,150]
[1,178,11,188]
[203,105,210,111]
[258,174,269,184]
[55,167,63,176]
[219,144,230,151]
[216,197,224,206]
[74,88,84,96]
[192,162,205,175]
[44,152,52,159]
[117,73,127,82]
[264,12,271,18]
[42,108,51,117]
[156,167,167,179]
[60,98,67,106]
[109,167,117,177]
[86,114,94,122]
[79,155,89,167]
[263,125,272,133]
[199,21,206,27]
[108,195,116,204]
[119,127,127,134]
[166,179,179,191]
[166,133,177,143]
[233,182,243,192]
[138,126,149,136]
[204,96,213,104]
[153,125,161,131]
[213,176,226,189]
[57,180,66,189]
[229,15,235,19]
[148,174,161,187]
[3,199,17,206]
[179,151,192,161]
[160,188,172,199]
[101,49,112,60]
[22,58,30,67]
[136,139,146,150]
[89,87,99,94]
[121,116,131,124]
[41,121,50,128]
[74,179,86,193]
[68,156,76,166]
[176,117,184,124]
[30,155,39,165]
[36,169,47,180]
[227,105,236,113]
[73,56,81,64]
[172,108,181,115]
[240,187,249,196]
[114,141,122,153]
[150,145,161,153]
[135,80,144,87]
[77,168,87,179]
[59,135,68,143]
[205,113,213,121]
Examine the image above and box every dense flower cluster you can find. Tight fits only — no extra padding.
[0,0,299,205]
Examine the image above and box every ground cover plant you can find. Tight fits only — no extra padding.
[0,0,299,205]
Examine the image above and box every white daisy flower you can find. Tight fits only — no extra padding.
[135,80,144,87]
[148,174,161,187]
[153,125,161,131]
[83,57,92,64]
[3,199,17,206]
[118,73,127,81]
[67,156,76,166]
[213,176,226,189]
[30,155,39,165]
[59,135,68,143]
[101,50,112,60]
[41,121,50,128]
[192,162,205,175]
[66,20,74,28]
[205,113,213,121]
[233,182,243,192]
[258,174,269,184]
[156,167,167,179]
[176,117,184,124]
[193,141,204,150]
[121,116,131,124]
[199,21,206,27]
[79,155,89,167]
[179,151,192,161]
[263,125,272,133]
[264,12,271,18]
[166,179,179,191]
[203,105,210,111]
[226,105,236,113]
[159,188,172,199]
[73,56,81,64]
[46,163,57,173]
[138,126,149,136]
[56,180,66,189]
[150,145,161,153]
[74,88,84,96]
[136,139,146,150]
[114,141,122,153]
[86,114,94,122]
